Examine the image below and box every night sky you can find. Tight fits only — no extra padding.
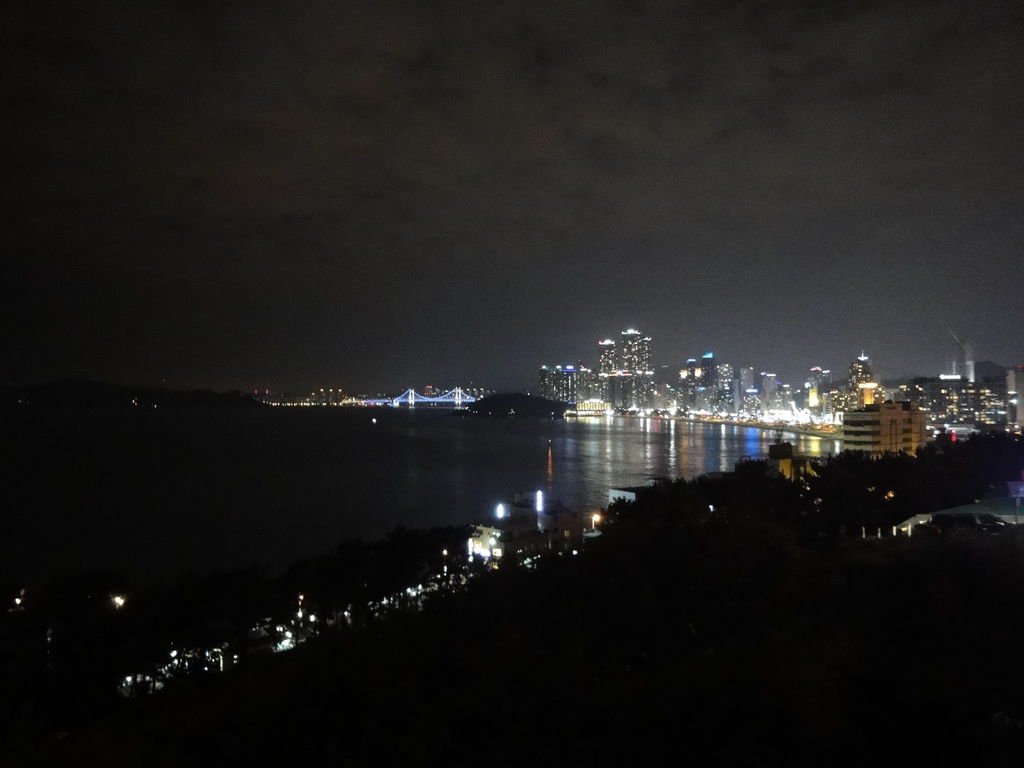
[4,1,1022,392]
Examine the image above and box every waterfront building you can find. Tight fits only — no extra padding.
[599,329,654,410]
[700,352,715,389]
[842,401,928,455]
[714,362,734,413]
[652,381,678,411]
[680,358,699,410]
[538,365,578,403]
[741,388,762,418]
[598,338,616,403]
[760,372,778,411]
[470,492,587,562]
[620,329,652,374]
[778,383,793,412]
[574,398,611,416]
[678,352,717,411]
[576,366,600,401]
[734,366,755,413]
[538,366,554,400]
[306,388,348,406]
[598,339,617,375]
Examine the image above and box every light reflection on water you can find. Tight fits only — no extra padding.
[2,408,840,582]
[528,415,835,515]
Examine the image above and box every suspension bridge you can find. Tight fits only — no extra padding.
[362,388,478,408]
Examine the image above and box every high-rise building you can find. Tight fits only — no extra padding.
[700,352,715,389]
[597,339,616,402]
[576,366,600,401]
[538,365,578,403]
[734,366,755,413]
[600,329,654,409]
[847,352,878,409]
[680,358,699,410]
[538,366,555,400]
[741,388,762,417]
[713,362,734,412]
[678,352,718,411]
[849,353,872,389]
[761,372,778,411]
[806,366,831,415]
[619,329,652,374]
[598,339,617,375]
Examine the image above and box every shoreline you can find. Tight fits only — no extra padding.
[569,411,841,440]
[673,415,840,440]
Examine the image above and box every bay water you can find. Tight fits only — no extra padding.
[1,407,839,583]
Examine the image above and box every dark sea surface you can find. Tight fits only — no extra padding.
[1,407,841,584]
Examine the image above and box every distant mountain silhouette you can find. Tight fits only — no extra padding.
[464,392,566,418]
[0,378,263,408]
[974,360,1007,380]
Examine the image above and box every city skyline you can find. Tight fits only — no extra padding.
[4,1,1022,392]
[529,325,1019,430]
[534,331,1009,395]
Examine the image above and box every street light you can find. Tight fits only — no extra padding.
[582,510,603,551]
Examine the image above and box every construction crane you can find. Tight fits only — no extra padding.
[948,329,975,383]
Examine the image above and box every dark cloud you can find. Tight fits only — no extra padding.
[2,0,1021,390]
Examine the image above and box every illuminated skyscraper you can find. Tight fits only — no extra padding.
[538,364,578,403]
[714,362,733,412]
[680,358,699,409]
[700,352,715,389]
[734,366,755,412]
[848,352,878,408]
[619,329,652,374]
[849,353,872,389]
[806,366,831,415]
[598,339,617,375]
[600,329,654,409]
[538,365,555,400]
[576,366,600,401]
[597,339,616,402]
[760,372,778,411]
